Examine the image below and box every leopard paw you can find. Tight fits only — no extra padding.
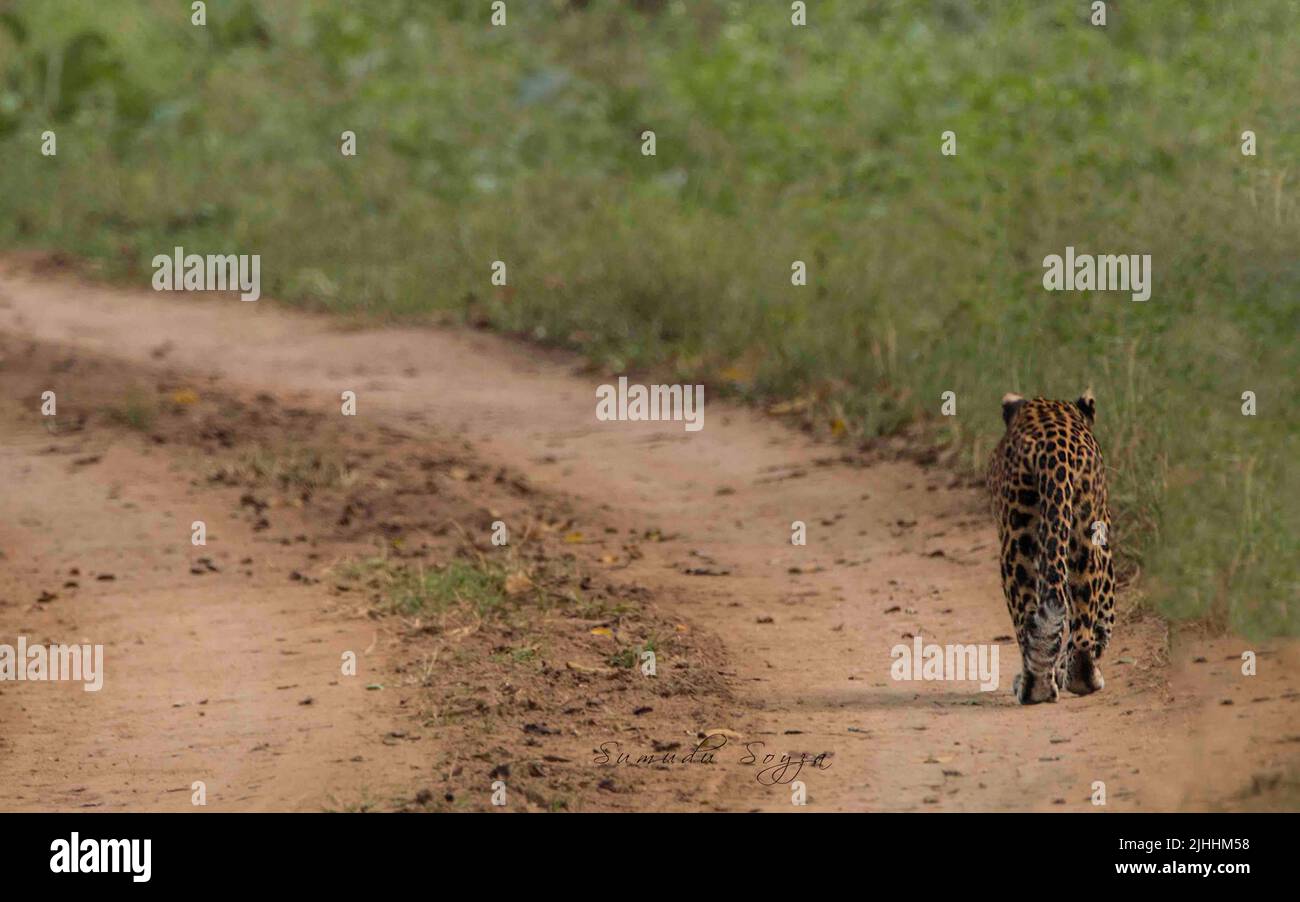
[1013,669,1059,705]
[1065,652,1105,695]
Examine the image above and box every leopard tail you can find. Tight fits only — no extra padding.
[1024,466,1073,674]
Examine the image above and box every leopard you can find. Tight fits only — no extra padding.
[986,389,1116,705]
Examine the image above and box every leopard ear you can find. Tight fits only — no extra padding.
[1076,388,1096,422]
[1001,392,1025,427]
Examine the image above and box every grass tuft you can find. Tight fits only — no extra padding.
[341,556,510,619]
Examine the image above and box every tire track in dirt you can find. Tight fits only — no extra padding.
[0,325,739,813]
[0,258,1295,811]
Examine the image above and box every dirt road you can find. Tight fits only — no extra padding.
[0,256,1295,811]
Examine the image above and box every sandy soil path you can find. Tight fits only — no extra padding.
[0,258,1295,811]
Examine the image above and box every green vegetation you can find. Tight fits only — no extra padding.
[1,1,1294,635]
[609,636,658,670]
[106,386,157,432]
[342,557,510,619]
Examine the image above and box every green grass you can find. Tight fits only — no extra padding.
[342,557,510,619]
[608,636,658,670]
[0,0,1295,636]
[105,387,157,432]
